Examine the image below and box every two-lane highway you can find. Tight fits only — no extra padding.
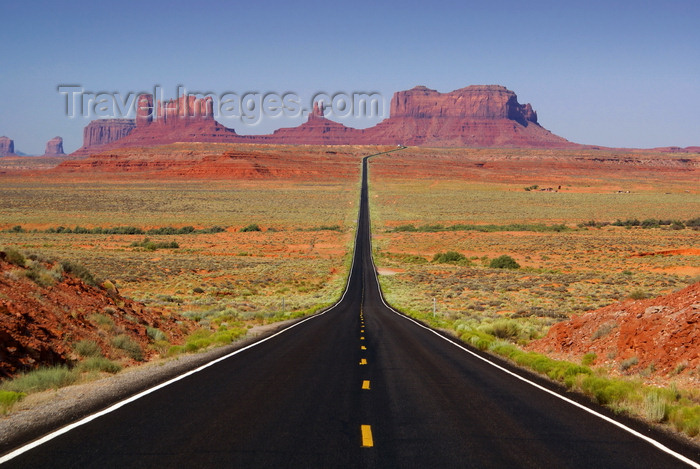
[2,151,698,467]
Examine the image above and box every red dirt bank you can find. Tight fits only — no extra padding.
[0,251,194,378]
[529,282,700,382]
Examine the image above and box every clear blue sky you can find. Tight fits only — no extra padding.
[1,0,698,154]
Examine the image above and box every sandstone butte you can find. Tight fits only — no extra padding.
[71,85,582,155]
[43,136,65,157]
[0,136,16,157]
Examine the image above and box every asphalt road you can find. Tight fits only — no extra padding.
[3,151,699,468]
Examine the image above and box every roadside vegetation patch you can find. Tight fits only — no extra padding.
[370,147,699,439]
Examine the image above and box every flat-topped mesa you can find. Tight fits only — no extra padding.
[82,119,136,150]
[44,136,65,156]
[363,84,577,147]
[390,85,538,125]
[0,136,15,156]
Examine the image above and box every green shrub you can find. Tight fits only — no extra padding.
[1,366,79,393]
[592,322,616,340]
[130,238,179,251]
[241,223,261,232]
[480,320,521,340]
[579,375,637,405]
[60,261,98,286]
[167,345,185,356]
[25,264,58,287]
[489,255,520,269]
[644,391,669,423]
[0,390,25,413]
[78,357,122,374]
[619,356,639,372]
[3,247,26,267]
[89,313,116,332]
[151,340,171,356]
[146,326,167,341]
[111,334,144,361]
[582,353,597,366]
[668,405,700,437]
[312,224,341,231]
[74,340,102,358]
[627,289,648,300]
[185,329,214,352]
[432,251,467,264]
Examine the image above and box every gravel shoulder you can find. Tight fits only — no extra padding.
[0,318,300,456]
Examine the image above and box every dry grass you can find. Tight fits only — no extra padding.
[0,149,363,327]
[369,147,699,363]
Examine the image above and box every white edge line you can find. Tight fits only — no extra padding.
[0,162,369,465]
[363,155,699,469]
[371,261,700,468]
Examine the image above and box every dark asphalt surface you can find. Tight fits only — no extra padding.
[3,151,699,468]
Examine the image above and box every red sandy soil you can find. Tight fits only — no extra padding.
[631,249,700,258]
[0,251,195,378]
[369,147,700,189]
[43,143,383,181]
[528,282,700,382]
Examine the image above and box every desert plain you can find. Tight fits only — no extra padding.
[1,143,699,441]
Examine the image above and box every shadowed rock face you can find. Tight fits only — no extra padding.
[44,136,65,156]
[73,85,579,153]
[388,85,537,124]
[0,136,15,156]
[81,119,136,152]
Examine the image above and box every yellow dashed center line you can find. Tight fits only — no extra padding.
[359,358,368,365]
[362,380,371,390]
[360,345,366,350]
[361,425,374,447]
[360,336,365,340]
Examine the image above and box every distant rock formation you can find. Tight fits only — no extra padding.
[268,100,365,145]
[363,85,571,147]
[0,136,15,156]
[73,94,228,155]
[73,85,580,154]
[44,136,65,156]
[135,94,153,127]
[389,85,537,122]
[77,119,136,154]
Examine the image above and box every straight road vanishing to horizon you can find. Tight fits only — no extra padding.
[2,150,698,468]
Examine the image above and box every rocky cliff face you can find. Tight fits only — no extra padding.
[389,85,537,124]
[364,85,573,147]
[136,94,153,127]
[76,119,136,154]
[0,136,15,156]
[43,136,65,156]
[73,85,578,153]
[156,95,215,122]
[74,95,225,154]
